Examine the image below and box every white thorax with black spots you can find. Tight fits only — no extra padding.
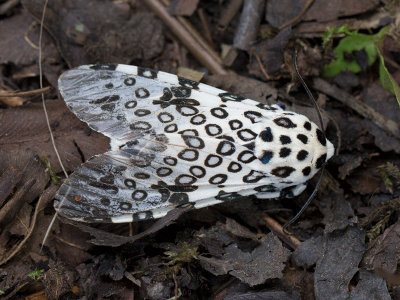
[55,64,334,223]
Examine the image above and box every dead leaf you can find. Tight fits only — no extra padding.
[314,226,365,299]
[363,221,400,274]
[0,100,109,174]
[200,233,291,286]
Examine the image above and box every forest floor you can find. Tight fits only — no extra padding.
[0,0,400,299]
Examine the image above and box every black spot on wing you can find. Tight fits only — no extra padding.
[164,156,177,166]
[138,67,157,79]
[297,134,308,144]
[216,141,235,156]
[209,174,228,185]
[182,136,205,149]
[205,154,223,167]
[160,88,173,101]
[169,193,189,205]
[178,149,199,161]
[243,170,265,183]
[90,64,117,70]
[178,129,199,136]
[260,151,273,164]
[190,166,206,178]
[274,117,297,128]
[90,95,120,105]
[157,167,173,177]
[302,166,311,176]
[178,77,199,89]
[280,135,291,144]
[316,129,326,146]
[260,127,273,142]
[244,111,262,123]
[190,114,206,125]
[297,150,308,161]
[229,120,243,130]
[205,124,222,136]
[218,93,245,102]
[210,107,228,119]
[135,88,150,98]
[316,154,327,169]
[164,123,178,133]
[125,100,137,109]
[228,162,242,173]
[271,166,295,178]
[124,77,136,86]
[279,147,291,158]
[304,121,312,131]
[238,150,257,163]
[171,86,191,97]
[237,129,257,141]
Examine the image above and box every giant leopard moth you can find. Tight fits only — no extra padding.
[55,64,335,223]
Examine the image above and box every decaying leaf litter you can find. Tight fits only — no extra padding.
[0,0,399,298]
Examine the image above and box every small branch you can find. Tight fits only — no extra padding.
[0,0,19,15]
[278,0,315,30]
[261,213,301,249]
[197,8,214,47]
[0,86,51,98]
[145,0,226,74]
[218,0,243,31]
[0,185,58,266]
[313,78,400,139]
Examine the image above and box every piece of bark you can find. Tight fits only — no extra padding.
[233,0,265,51]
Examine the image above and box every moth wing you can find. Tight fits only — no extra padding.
[54,132,287,223]
[58,65,283,147]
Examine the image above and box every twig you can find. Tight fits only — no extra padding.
[278,0,315,30]
[144,0,226,74]
[218,0,243,31]
[160,0,222,66]
[197,8,214,47]
[0,179,35,229]
[261,213,301,249]
[0,86,51,97]
[177,16,222,65]
[253,50,271,80]
[0,0,19,15]
[0,185,58,266]
[313,78,400,139]
[38,0,70,248]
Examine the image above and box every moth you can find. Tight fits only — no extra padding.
[55,64,334,223]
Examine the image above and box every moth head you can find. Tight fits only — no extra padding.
[255,112,334,183]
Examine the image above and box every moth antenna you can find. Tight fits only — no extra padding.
[282,48,327,232]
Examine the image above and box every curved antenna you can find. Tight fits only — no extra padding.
[283,48,327,232]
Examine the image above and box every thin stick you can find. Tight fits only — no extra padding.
[0,86,51,97]
[0,185,57,265]
[278,0,315,30]
[197,8,214,47]
[313,78,400,139]
[262,213,301,249]
[218,0,243,31]
[144,0,226,74]
[38,0,69,248]
[38,0,68,179]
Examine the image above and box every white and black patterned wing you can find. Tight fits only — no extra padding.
[58,65,285,147]
[56,64,334,222]
[54,138,293,223]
